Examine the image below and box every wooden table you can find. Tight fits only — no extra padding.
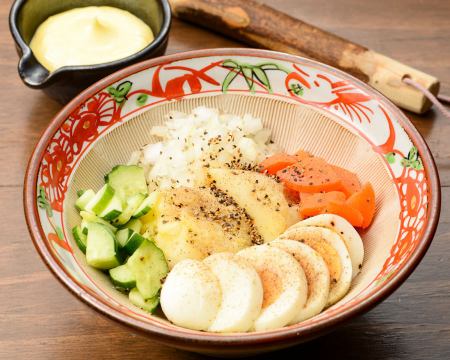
[1,0,449,359]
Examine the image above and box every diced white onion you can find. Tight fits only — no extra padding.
[136,107,278,189]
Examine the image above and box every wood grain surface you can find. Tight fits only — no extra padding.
[1,0,449,359]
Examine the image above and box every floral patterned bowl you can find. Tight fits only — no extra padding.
[24,49,440,356]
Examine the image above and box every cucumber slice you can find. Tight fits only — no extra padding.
[105,165,148,200]
[129,288,159,313]
[86,223,122,269]
[80,211,117,233]
[116,228,134,248]
[75,189,95,211]
[113,193,146,226]
[127,241,168,299]
[85,184,115,215]
[109,264,136,289]
[132,191,159,219]
[115,228,146,255]
[125,232,146,255]
[77,189,86,197]
[99,194,123,221]
[123,219,142,234]
[72,225,87,253]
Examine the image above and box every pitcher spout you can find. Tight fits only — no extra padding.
[18,51,50,88]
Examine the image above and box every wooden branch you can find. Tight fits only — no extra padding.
[170,0,440,114]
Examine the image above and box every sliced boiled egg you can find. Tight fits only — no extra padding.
[236,245,308,331]
[280,226,352,307]
[204,253,263,332]
[160,259,221,331]
[293,214,364,278]
[270,239,330,323]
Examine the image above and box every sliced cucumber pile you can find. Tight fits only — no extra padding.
[71,165,167,313]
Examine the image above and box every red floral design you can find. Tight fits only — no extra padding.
[376,166,428,283]
[127,61,221,101]
[40,92,120,210]
[286,64,373,123]
[374,108,428,283]
[67,93,119,154]
[378,107,398,155]
[48,232,71,252]
[41,144,72,212]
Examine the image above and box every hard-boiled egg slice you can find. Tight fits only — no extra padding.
[203,253,263,332]
[280,226,352,307]
[236,245,308,331]
[270,239,330,323]
[160,259,221,331]
[292,214,364,278]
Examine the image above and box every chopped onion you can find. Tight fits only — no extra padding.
[136,107,278,189]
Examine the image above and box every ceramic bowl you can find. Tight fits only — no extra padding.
[9,0,171,104]
[24,49,440,356]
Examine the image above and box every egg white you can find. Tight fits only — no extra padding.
[293,214,364,278]
[270,239,330,323]
[237,245,308,331]
[204,253,263,332]
[160,259,221,330]
[280,226,352,307]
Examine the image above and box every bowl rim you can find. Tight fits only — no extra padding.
[9,0,172,87]
[23,48,441,347]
